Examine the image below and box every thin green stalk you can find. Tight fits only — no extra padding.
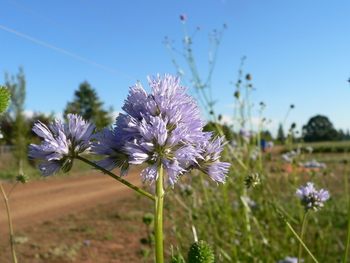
[7,181,19,199]
[200,174,220,246]
[298,212,308,263]
[0,182,18,263]
[245,82,253,132]
[154,164,165,263]
[76,156,154,201]
[240,193,254,249]
[259,189,319,263]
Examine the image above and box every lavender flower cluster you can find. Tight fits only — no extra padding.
[29,74,231,186]
[92,74,230,186]
[299,159,326,169]
[296,182,330,212]
[28,114,96,176]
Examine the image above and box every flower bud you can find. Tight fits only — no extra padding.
[16,174,29,184]
[188,240,215,263]
[245,173,261,188]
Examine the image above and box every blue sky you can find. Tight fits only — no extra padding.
[1,0,350,137]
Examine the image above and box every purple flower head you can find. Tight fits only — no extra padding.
[296,182,330,212]
[28,114,96,176]
[92,74,230,186]
[278,256,303,263]
[305,146,313,153]
[194,136,231,184]
[180,14,187,21]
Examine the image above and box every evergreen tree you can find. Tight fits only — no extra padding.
[277,123,285,142]
[63,81,113,130]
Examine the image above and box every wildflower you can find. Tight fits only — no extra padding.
[300,159,326,169]
[281,153,292,163]
[84,240,90,246]
[92,74,230,186]
[180,14,187,21]
[305,146,313,153]
[195,136,230,184]
[296,182,330,212]
[28,114,96,176]
[278,256,303,263]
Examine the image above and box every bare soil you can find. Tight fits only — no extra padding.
[0,168,164,263]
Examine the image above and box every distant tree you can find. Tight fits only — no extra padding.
[302,115,339,142]
[63,81,113,130]
[338,129,345,141]
[277,123,285,142]
[0,67,29,174]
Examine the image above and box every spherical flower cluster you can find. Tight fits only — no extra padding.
[28,114,96,176]
[299,159,326,169]
[295,182,330,212]
[92,74,230,186]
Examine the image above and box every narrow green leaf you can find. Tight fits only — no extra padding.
[0,86,11,115]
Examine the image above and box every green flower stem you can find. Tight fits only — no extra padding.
[259,189,319,263]
[154,164,165,263]
[76,156,155,202]
[298,212,308,263]
[0,182,18,263]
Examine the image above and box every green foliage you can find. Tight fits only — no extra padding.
[277,123,285,142]
[1,67,29,174]
[0,86,11,115]
[171,246,186,263]
[302,115,339,142]
[203,122,235,141]
[64,81,113,130]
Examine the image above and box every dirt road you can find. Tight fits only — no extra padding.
[0,169,144,234]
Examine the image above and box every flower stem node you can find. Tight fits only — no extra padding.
[188,240,215,263]
[16,174,29,184]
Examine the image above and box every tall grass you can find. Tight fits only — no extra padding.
[161,17,349,263]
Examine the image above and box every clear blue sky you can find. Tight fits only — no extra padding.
[1,0,350,137]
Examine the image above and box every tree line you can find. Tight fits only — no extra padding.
[0,68,114,171]
[0,68,347,154]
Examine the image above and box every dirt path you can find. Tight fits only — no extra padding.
[0,169,144,234]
